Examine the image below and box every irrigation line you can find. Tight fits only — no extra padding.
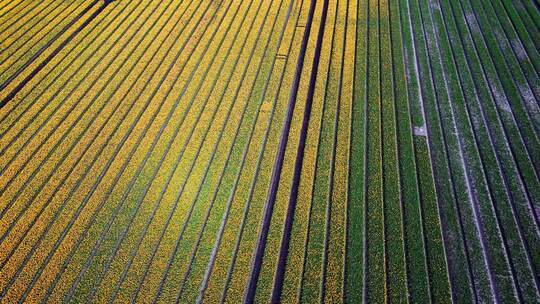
[359,0,382,300]
[0,0,211,298]
[386,0,422,301]
[0,0,108,107]
[360,0,370,301]
[390,0,433,301]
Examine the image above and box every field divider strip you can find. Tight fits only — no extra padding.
[171,0,296,299]
[244,0,328,299]
[194,0,305,300]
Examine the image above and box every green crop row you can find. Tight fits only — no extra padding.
[399,0,540,302]
[389,0,432,302]
[433,0,540,301]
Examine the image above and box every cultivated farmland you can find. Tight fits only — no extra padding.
[0,0,538,303]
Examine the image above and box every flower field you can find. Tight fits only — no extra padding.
[0,0,538,302]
